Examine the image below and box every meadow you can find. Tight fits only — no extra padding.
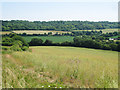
[2,46,118,88]
[23,36,74,43]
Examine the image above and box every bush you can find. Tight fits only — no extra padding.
[44,39,52,46]
[12,35,29,47]
[22,46,28,51]
[2,46,10,50]
[10,44,22,51]
[29,38,43,46]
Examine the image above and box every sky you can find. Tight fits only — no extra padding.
[1,0,119,22]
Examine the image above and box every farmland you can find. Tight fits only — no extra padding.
[23,36,74,43]
[12,30,71,35]
[1,31,11,35]
[73,29,118,33]
[2,46,118,88]
[1,28,118,35]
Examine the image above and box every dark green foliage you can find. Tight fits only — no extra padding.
[2,46,10,50]
[12,35,29,47]
[29,38,43,46]
[2,33,29,51]
[118,43,120,52]
[10,44,22,51]
[73,36,119,51]
[2,37,14,46]
[102,32,119,37]
[22,46,29,51]
[2,20,118,31]
[44,39,53,46]
[61,41,73,46]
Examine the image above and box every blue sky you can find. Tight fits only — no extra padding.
[1,1,119,22]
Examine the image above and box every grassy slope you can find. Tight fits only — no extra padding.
[23,36,74,43]
[2,46,118,88]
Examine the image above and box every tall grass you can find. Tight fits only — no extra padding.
[2,46,118,88]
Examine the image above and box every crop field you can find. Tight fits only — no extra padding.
[2,46,118,88]
[23,36,74,43]
[12,30,71,35]
[1,29,118,35]
[109,35,119,39]
[73,29,118,33]
[0,31,11,35]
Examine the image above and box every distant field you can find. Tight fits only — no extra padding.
[1,29,118,35]
[23,36,74,43]
[1,31,11,35]
[12,30,71,35]
[73,29,118,33]
[2,46,118,88]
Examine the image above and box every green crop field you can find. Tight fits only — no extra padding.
[23,36,74,43]
[2,46,118,88]
[109,35,119,39]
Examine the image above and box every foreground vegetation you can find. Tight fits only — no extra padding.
[2,46,118,88]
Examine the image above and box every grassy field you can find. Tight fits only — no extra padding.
[2,46,118,88]
[23,36,74,43]
[73,29,118,33]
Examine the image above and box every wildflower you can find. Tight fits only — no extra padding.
[60,87,62,88]
[42,86,44,88]
[48,85,50,87]
[55,87,57,88]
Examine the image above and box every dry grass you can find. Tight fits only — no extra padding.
[2,46,118,88]
[1,31,11,35]
[73,29,118,33]
[12,30,71,35]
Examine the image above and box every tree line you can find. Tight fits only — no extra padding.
[2,20,118,31]
[28,36,120,52]
[2,32,120,52]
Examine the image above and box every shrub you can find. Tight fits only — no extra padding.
[29,38,43,46]
[44,39,52,46]
[22,46,28,51]
[2,46,10,50]
[10,44,22,51]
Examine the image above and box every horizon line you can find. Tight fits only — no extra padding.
[1,19,118,22]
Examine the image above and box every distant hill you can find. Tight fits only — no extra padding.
[2,20,118,31]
